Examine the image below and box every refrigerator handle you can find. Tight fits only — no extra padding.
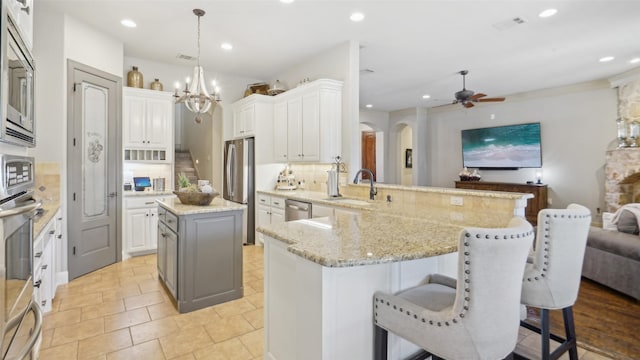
[226,143,235,197]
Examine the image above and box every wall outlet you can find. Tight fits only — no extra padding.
[450,196,464,206]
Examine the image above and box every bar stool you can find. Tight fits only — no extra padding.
[373,217,534,360]
[519,204,591,360]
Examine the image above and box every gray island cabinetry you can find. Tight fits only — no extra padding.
[157,197,245,313]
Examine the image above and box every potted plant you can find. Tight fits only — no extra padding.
[178,172,191,191]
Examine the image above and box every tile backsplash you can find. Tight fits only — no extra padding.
[288,163,349,193]
[35,162,60,201]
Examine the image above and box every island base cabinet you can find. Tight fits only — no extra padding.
[264,236,457,360]
[158,206,244,313]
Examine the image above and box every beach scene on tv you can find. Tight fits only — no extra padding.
[461,123,542,168]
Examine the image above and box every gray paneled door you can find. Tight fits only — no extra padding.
[67,61,122,280]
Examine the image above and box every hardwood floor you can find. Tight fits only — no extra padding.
[523,278,640,360]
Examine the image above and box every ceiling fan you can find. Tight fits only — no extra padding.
[453,70,505,108]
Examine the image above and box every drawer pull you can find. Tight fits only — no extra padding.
[35,251,42,258]
[49,230,55,235]
[41,265,48,270]
[34,280,41,288]
[42,300,47,307]
[145,202,155,205]
[57,234,62,239]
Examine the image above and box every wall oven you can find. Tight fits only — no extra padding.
[0,155,42,359]
[1,11,35,147]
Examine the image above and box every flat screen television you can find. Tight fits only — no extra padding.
[461,122,542,169]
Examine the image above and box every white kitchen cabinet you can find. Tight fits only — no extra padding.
[256,194,285,244]
[6,0,34,51]
[273,102,288,162]
[232,94,272,139]
[273,79,342,163]
[123,88,174,162]
[33,208,62,314]
[124,195,173,256]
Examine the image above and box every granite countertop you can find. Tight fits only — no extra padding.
[33,199,61,239]
[258,211,464,267]
[257,188,525,267]
[157,197,245,216]
[123,190,175,197]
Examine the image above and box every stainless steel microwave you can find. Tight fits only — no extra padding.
[1,13,35,147]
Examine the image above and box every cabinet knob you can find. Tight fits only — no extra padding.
[42,300,47,307]
[49,230,55,235]
[34,280,42,288]
[41,264,48,270]
[35,251,42,258]
[57,234,62,239]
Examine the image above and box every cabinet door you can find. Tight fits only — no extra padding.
[165,228,178,299]
[241,104,256,136]
[157,223,167,280]
[273,102,288,162]
[301,92,320,161]
[146,98,171,147]
[271,208,285,224]
[123,96,147,147]
[257,204,272,228]
[125,208,149,253]
[148,207,159,249]
[287,98,303,161]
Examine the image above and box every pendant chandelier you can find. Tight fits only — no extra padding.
[174,9,221,124]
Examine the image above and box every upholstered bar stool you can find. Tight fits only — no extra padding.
[518,204,591,360]
[373,217,534,360]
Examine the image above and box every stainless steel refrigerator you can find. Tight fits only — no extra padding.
[223,137,255,245]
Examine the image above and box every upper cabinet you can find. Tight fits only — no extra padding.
[6,0,34,50]
[232,94,272,138]
[123,88,174,162]
[273,79,342,163]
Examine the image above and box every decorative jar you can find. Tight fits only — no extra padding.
[127,66,143,88]
[150,78,163,91]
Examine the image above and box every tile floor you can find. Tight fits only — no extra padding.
[38,246,612,359]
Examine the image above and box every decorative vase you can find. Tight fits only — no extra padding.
[127,66,143,88]
[150,78,163,91]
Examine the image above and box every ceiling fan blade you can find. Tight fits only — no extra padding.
[477,97,505,102]
[469,93,486,100]
[464,102,474,108]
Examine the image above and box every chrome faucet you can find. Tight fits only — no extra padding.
[353,168,377,200]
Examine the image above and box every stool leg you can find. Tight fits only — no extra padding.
[562,307,578,360]
[374,324,388,360]
[540,309,550,360]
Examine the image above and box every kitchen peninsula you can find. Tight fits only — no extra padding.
[156,197,245,313]
[257,185,532,360]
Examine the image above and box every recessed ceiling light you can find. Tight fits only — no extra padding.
[365,104,373,108]
[120,19,137,28]
[538,9,557,18]
[350,12,365,22]
[280,0,294,3]
[422,94,431,99]
[221,42,233,50]
[599,56,615,63]
[630,58,640,64]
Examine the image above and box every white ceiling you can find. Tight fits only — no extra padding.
[40,0,640,112]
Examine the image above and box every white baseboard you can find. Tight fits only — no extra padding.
[56,271,69,286]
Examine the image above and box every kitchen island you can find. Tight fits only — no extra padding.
[156,197,245,313]
[257,187,531,360]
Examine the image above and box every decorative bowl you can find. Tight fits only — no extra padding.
[173,190,219,206]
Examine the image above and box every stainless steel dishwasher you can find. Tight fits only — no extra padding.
[285,199,312,221]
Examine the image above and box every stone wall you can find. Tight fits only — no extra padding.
[604,78,640,212]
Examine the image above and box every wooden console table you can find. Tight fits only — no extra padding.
[455,181,548,225]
